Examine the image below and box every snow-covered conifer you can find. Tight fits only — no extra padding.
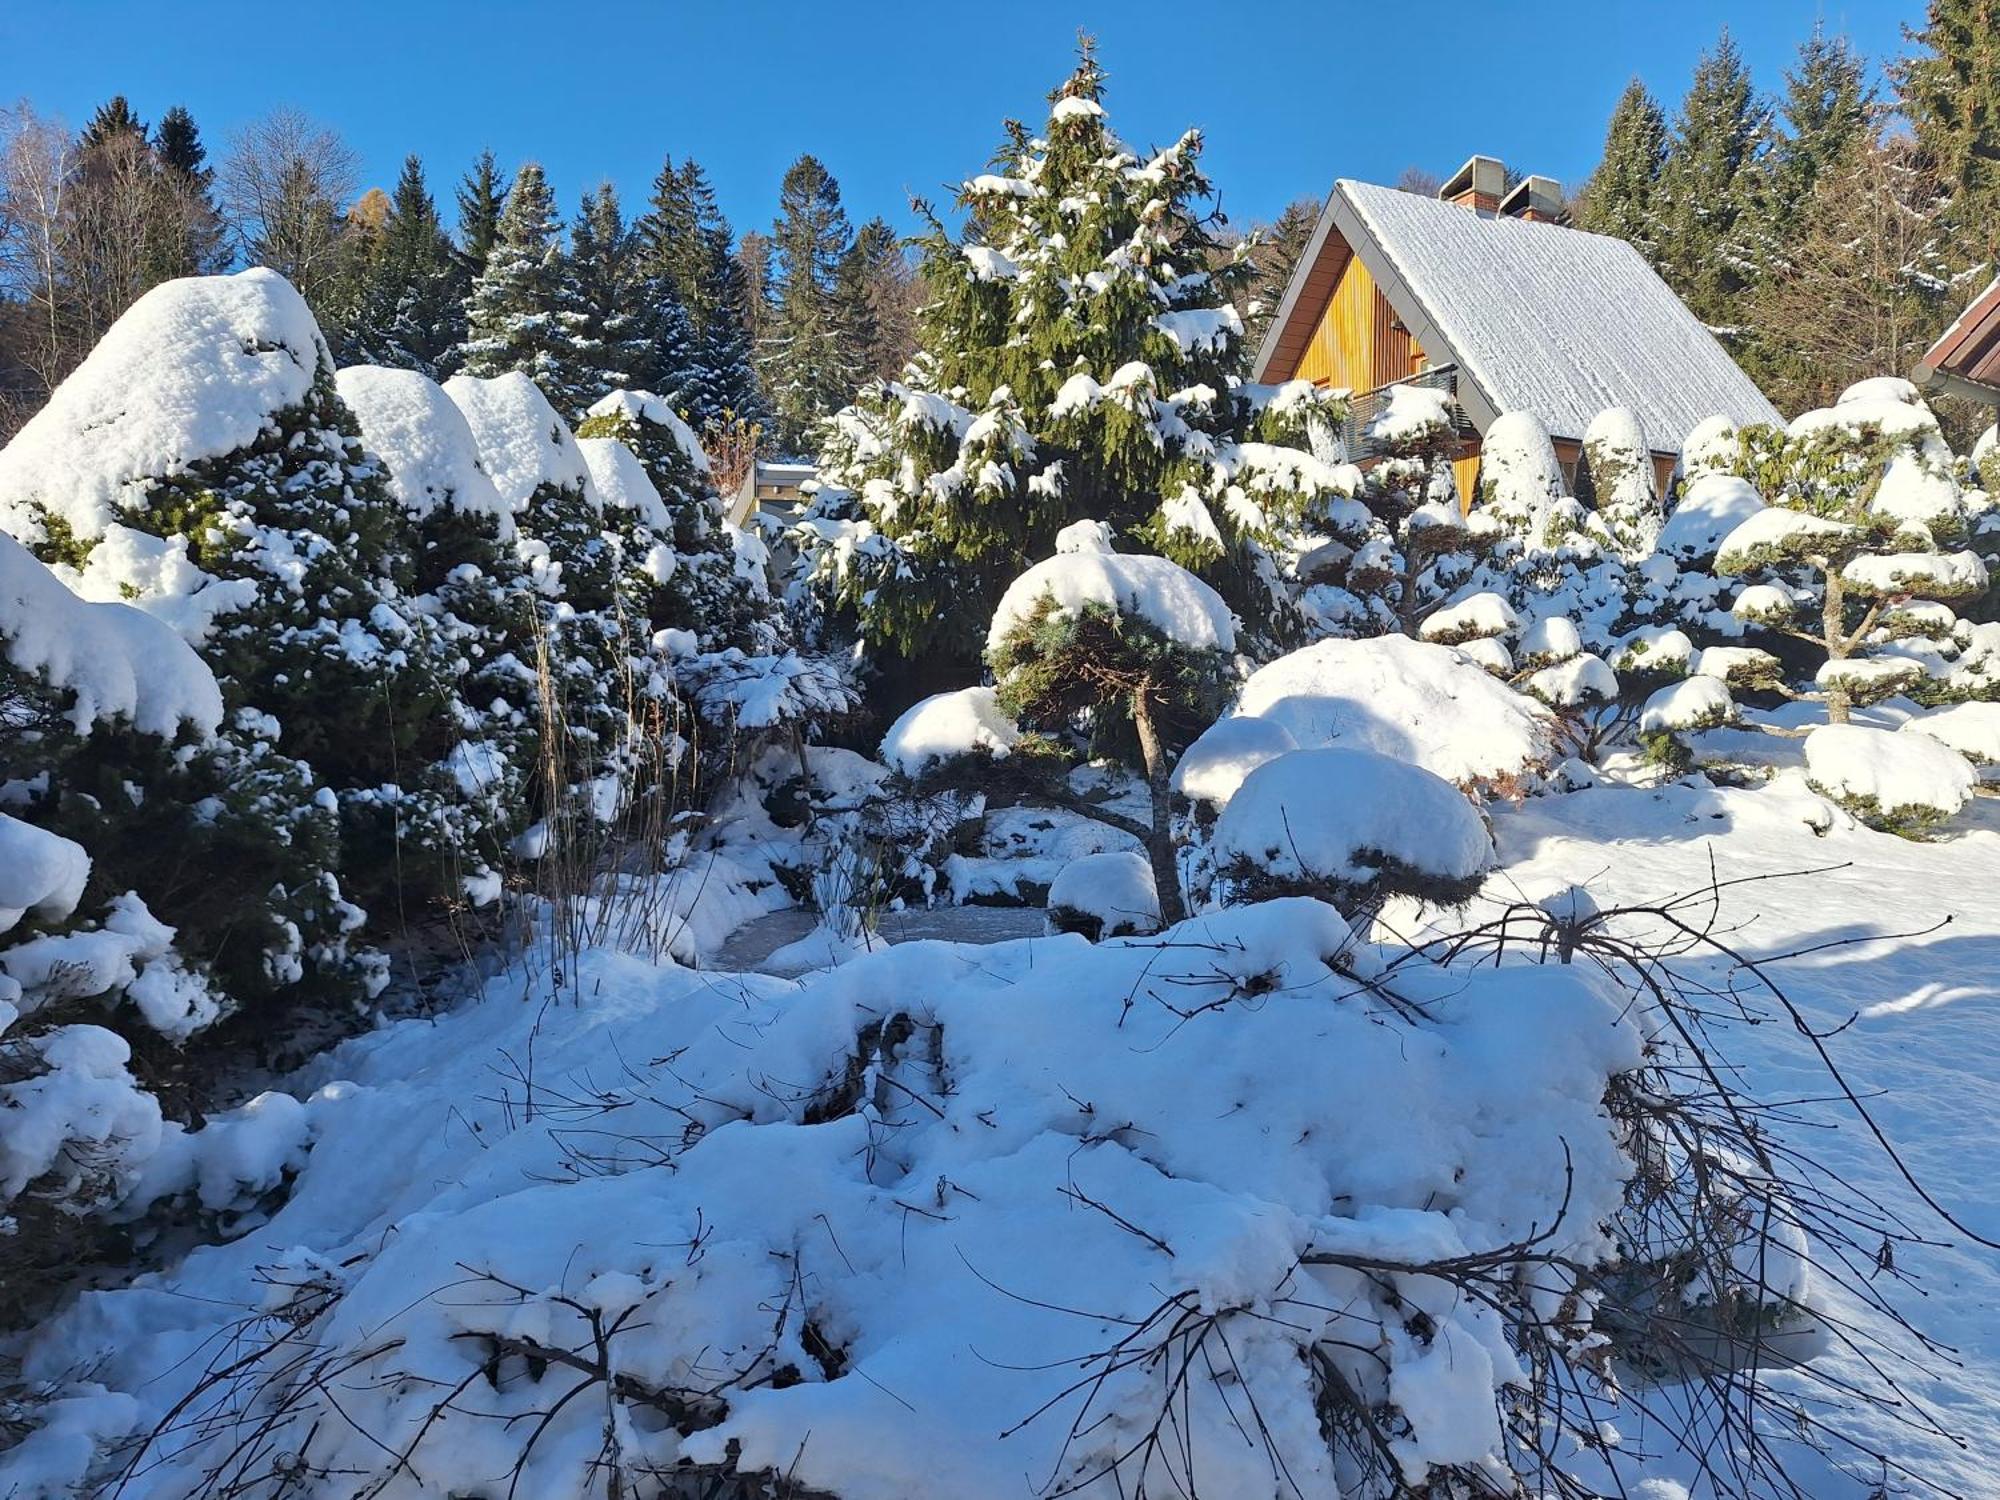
[1717,382,1990,721]
[458,164,593,416]
[799,45,1355,669]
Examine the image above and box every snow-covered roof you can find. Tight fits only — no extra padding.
[1253,182,1778,450]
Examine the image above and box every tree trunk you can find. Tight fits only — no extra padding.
[1821,568,1851,726]
[1129,682,1187,926]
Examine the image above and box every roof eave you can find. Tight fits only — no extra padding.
[1250,190,1343,383]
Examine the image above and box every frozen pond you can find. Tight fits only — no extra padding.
[709,903,1048,976]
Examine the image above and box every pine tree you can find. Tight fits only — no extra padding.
[565,184,650,405]
[635,157,763,426]
[837,217,917,382]
[797,43,1356,672]
[458,163,591,414]
[1772,28,1872,228]
[1654,30,1773,339]
[1748,129,1955,412]
[150,105,226,277]
[1576,79,1669,259]
[1895,0,2000,273]
[454,149,506,281]
[1241,197,1320,342]
[338,157,463,373]
[760,154,859,453]
[80,95,146,149]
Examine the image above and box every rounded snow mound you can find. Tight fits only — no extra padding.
[880,686,1020,778]
[988,549,1236,655]
[335,366,511,530]
[0,268,328,544]
[1900,702,2000,768]
[585,389,711,473]
[576,437,673,533]
[443,372,595,512]
[0,813,90,935]
[1046,850,1159,939]
[1657,473,1764,563]
[1639,676,1735,734]
[1805,723,1975,831]
[1171,715,1298,808]
[1232,635,1555,793]
[1680,415,1739,480]
[1837,375,1922,409]
[1211,747,1492,905]
[0,531,223,740]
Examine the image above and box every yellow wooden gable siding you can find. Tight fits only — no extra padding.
[1293,255,1423,394]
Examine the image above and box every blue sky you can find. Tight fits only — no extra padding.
[4,1,1923,242]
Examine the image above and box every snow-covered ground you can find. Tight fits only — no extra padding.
[1449,775,2000,1492]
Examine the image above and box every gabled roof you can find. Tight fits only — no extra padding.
[1914,274,2000,403]
[1253,180,1780,452]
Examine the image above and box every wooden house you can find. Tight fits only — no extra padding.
[728,459,817,528]
[1914,273,2000,407]
[1252,156,1779,505]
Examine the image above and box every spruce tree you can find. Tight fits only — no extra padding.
[837,217,916,382]
[1242,197,1320,342]
[1896,0,2000,274]
[458,163,592,415]
[80,95,146,148]
[566,184,650,406]
[1576,80,1669,260]
[797,43,1356,672]
[337,158,462,374]
[760,154,859,453]
[635,157,763,426]
[454,149,506,282]
[1772,27,1872,226]
[1654,30,1773,337]
[150,105,226,277]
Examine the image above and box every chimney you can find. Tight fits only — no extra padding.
[1499,175,1564,224]
[1438,155,1505,215]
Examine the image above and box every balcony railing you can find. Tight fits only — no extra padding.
[1340,364,1478,462]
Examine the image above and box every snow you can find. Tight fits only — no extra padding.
[1336,180,1779,445]
[7,896,1640,1500]
[0,269,327,544]
[1418,589,1518,644]
[1901,702,2000,766]
[1680,414,1739,479]
[1049,94,1104,122]
[1841,549,1987,598]
[1046,849,1159,936]
[1716,504,1858,567]
[1171,714,1298,807]
[575,435,674,532]
[0,815,89,937]
[1656,473,1764,562]
[1518,613,1583,663]
[1732,582,1799,623]
[1365,381,1456,443]
[443,371,596,511]
[1838,375,1922,408]
[584,388,712,473]
[878,685,1020,777]
[1151,305,1241,355]
[1638,675,1734,734]
[0,530,224,739]
[987,548,1236,655]
[0,1024,162,1205]
[334,365,511,528]
[1231,635,1555,792]
[1804,723,1976,822]
[1211,747,1493,894]
[1526,652,1618,707]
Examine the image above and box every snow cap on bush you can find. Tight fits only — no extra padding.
[1212,747,1492,909]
